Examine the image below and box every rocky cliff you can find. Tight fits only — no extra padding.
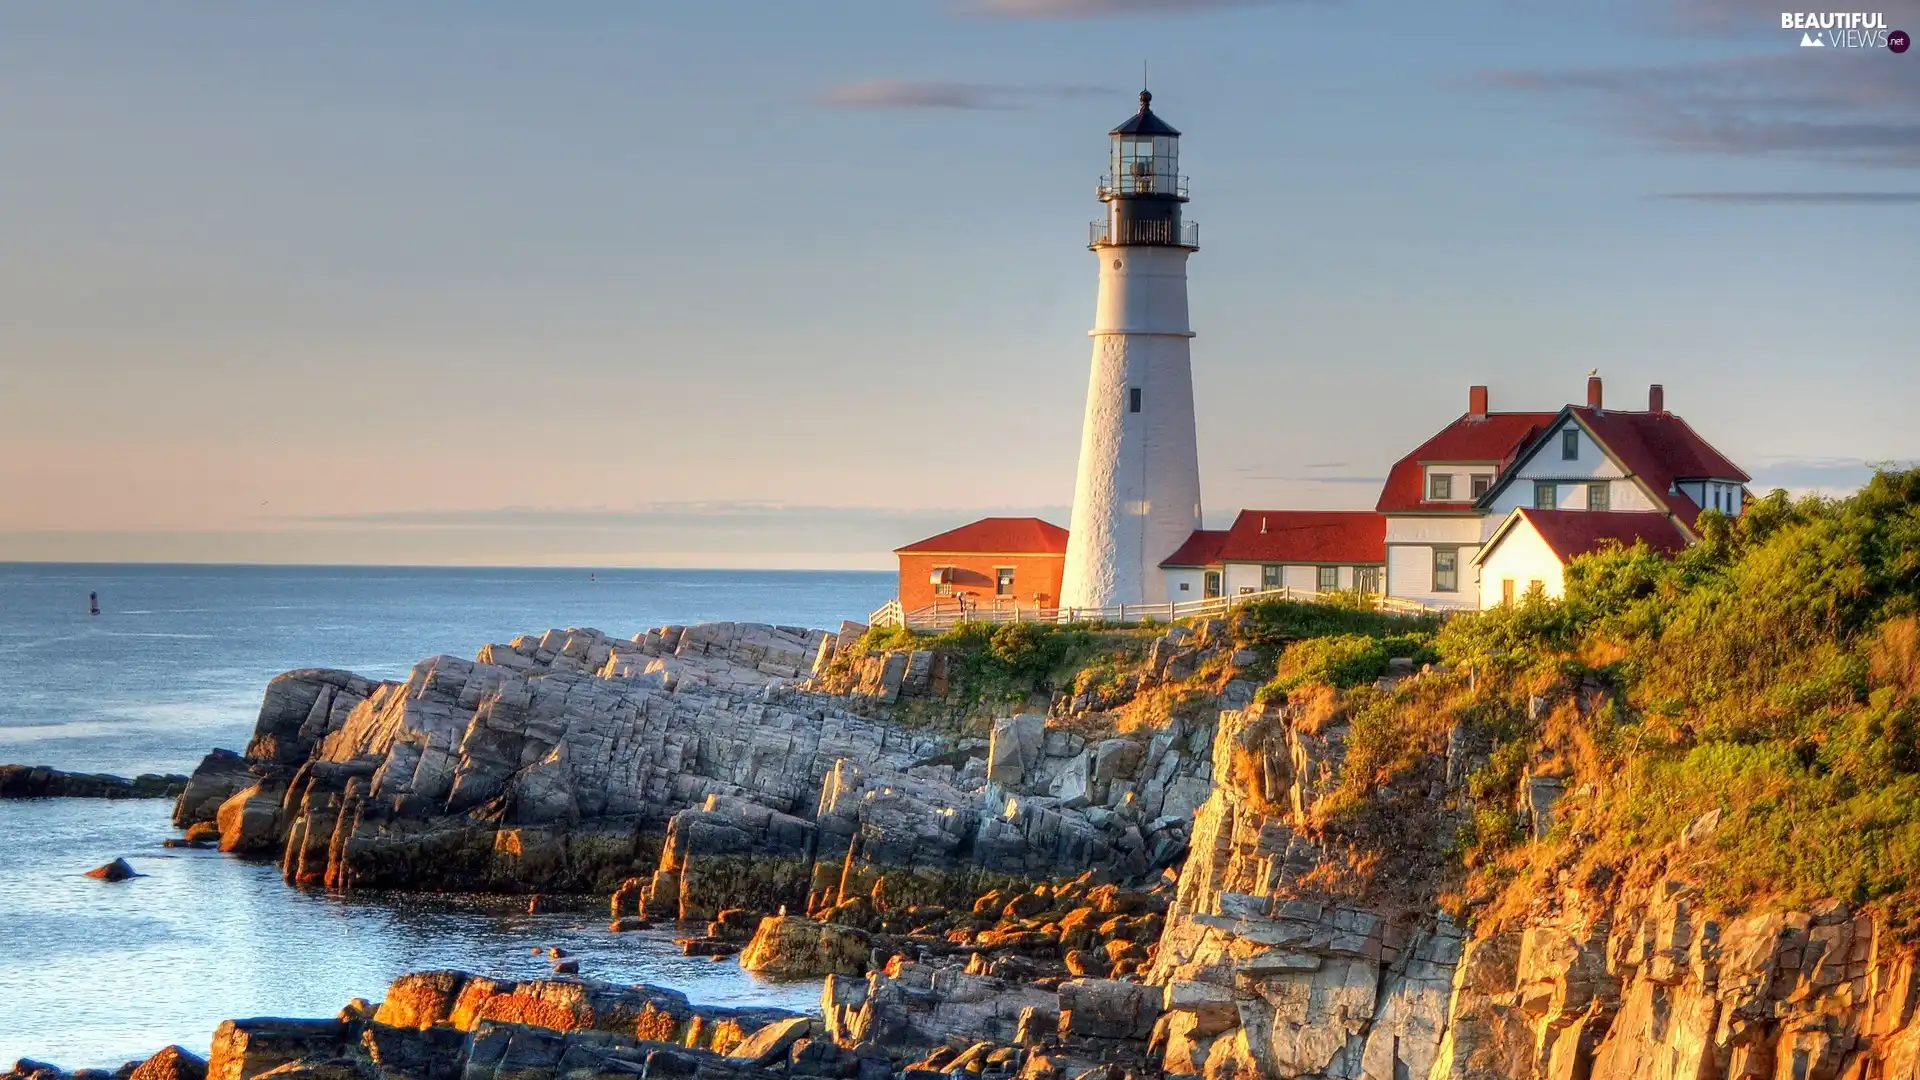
[174,622,1213,916]
[1141,672,1920,1080]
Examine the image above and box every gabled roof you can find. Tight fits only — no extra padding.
[1474,508,1688,567]
[1376,412,1559,514]
[1212,510,1386,565]
[895,517,1069,556]
[1159,529,1228,568]
[1478,406,1749,530]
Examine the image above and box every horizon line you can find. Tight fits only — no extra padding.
[0,559,898,574]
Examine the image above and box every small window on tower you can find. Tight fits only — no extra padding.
[1129,388,1142,413]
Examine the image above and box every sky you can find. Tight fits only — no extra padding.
[0,0,1914,569]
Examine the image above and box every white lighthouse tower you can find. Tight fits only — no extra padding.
[1060,90,1202,610]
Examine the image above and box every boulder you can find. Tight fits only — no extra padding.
[83,858,139,882]
[215,782,284,855]
[128,1047,207,1080]
[727,1017,814,1066]
[205,1019,347,1080]
[740,916,871,977]
[987,715,1046,787]
[1091,740,1144,783]
[173,749,255,828]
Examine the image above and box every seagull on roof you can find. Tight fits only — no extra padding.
[1587,368,1598,378]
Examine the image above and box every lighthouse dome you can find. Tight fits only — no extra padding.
[1110,90,1181,137]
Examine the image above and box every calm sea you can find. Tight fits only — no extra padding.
[0,564,892,1067]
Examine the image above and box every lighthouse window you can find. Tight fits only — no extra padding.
[1129,388,1142,413]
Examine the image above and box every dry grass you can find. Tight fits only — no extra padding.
[1872,616,1920,703]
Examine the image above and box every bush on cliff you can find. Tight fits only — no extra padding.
[1252,633,1438,704]
[1231,598,1440,648]
[854,619,1145,716]
[1284,470,1920,931]
[1446,470,1920,928]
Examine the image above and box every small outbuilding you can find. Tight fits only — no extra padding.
[893,517,1069,615]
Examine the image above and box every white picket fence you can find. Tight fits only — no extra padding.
[868,585,1435,632]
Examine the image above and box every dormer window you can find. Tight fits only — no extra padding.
[1470,474,1492,499]
[1429,474,1453,501]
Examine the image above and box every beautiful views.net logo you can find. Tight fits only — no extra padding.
[1780,12,1911,50]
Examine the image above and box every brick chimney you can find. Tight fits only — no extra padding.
[1468,384,1489,418]
[1648,384,1665,413]
[1587,374,1604,409]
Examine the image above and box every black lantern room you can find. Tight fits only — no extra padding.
[1092,91,1197,250]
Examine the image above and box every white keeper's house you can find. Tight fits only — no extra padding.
[1154,375,1750,610]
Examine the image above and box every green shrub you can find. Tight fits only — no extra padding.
[1231,600,1440,648]
[1252,632,1436,703]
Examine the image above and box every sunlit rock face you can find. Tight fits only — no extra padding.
[176,623,1210,907]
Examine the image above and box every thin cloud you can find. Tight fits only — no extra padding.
[302,502,1072,531]
[1748,456,1920,494]
[1657,191,1920,203]
[1235,475,1386,485]
[1475,52,1920,168]
[959,0,1297,17]
[812,79,1112,110]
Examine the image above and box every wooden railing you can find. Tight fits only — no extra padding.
[867,586,1437,631]
[866,598,904,629]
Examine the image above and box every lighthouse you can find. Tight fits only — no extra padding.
[1060,90,1202,610]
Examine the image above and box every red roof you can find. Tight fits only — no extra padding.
[1159,529,1228,568]
[1480,509,1688,566]
[895,517,1069,556]
[1209,510,1386,565]
[1376,412,1558,513]
[1568,407,1749,529]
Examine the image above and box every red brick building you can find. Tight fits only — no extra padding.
[893,518,1069,615]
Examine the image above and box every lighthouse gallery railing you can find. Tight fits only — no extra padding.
[1089,218,1200,249]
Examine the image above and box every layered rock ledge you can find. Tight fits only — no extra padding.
[0,765,188,800]
[172,623,1208,917]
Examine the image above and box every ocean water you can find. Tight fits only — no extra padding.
[0,564,893,1067]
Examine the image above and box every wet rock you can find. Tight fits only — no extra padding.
[0,765,189,801]
[84,858,139,882]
